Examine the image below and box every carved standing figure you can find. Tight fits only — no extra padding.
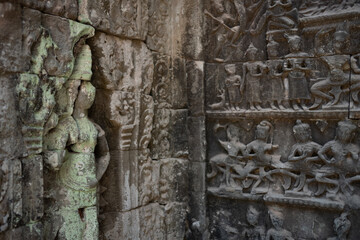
[242,206,265,240]
[224,64,243,110]
[243,43,268,110]
[283,35,311,110]
[267,60,285,110]
[43,45,110,240]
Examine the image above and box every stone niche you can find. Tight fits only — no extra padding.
[205,0,360,239]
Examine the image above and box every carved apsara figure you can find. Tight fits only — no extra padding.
[224,64,244,110]
[267,60,285,110]
[327,212,351,240]
[246,121,279,194]
[242,206,265,240]
[43,45,110,240]
[243,44,268,110]
[266,208,294,240]
[287,120,322,193]
[316,120,359,195]
[283,35,311,110]
[208,124,246,187]
[246,121,278,167]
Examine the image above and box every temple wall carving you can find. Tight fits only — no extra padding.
[1,0,360,239]
[204,0,360,239]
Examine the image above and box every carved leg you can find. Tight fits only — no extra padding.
[309,98,323,110]
[249,102,256,111]
[57,208,84,240]
[270,101,277,110]
[82,206,98,240]
[254,102,263,110]
[291,100,300,110]
[278,101,286,110]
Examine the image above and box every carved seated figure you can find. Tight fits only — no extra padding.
[43,45,110,240]
[242,206,265,240]
[266,208,294,240]
[327,212,351,240]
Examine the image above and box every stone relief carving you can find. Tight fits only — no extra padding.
[327,212,351,240]
[208,119,360,210]
[43,45,110,239]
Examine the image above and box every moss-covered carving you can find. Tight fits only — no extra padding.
[43,45,110,240]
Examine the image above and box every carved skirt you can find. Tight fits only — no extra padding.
[246,77,261,103]
[288,73,310,100]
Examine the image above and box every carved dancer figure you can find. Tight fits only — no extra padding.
[287,120,322,193]
[246,121,278,194]
[267,60,285,110]
[224,64,244,110]
[242,206,265,240]
[316,120,359,195]
[247,121,278,168]
[309,69,349,110]
[250,0,298,35]
[327,212,351,240]
[208,124,246,187]
[266,208,294,240]
[349,53,360,104]
[43,45,110,240]
[243,43,268,110]
[283,35,311,110]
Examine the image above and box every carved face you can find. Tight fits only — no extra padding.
[333,31,349,54]
[227,124,240,142]
[267,44,278,58]
[288,37,301,53]
[74,82,96,111]
[336,123,356,143]
[293,126,311,142]
[225,64,236,75]
[269,211,284,228]
[247,206,259,226]
[334,213,351,237]
[212,0,224,14]
[255,125,270,141]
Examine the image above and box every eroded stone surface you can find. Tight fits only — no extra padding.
[78,0,148,40]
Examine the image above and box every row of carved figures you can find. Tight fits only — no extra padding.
[208,119,360,197]
[207,0,357,62]
[209,52,360,111]
[237,206,351,240]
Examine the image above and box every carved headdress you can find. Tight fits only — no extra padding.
[70,44,92,81]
